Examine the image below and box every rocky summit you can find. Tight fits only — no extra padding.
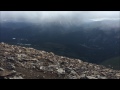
[0,42,120,79]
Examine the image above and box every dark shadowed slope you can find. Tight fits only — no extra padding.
[101,57,120,70]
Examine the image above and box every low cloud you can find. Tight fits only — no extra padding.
[0,11,120,24]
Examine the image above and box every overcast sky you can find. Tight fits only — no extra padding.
[0,11,120,23]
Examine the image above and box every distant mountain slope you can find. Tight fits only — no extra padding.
[101,56,120,70]
[0,20,120,67]
[0,42,120,79]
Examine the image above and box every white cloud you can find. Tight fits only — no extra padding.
[0,11,119,23]
[90,18,120,21]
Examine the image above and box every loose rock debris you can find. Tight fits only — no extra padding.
[0,42,120,79]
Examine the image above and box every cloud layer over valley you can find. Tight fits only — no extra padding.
[1,11,120,24]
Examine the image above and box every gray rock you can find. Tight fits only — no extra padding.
[57,68,65,74]
[99,76,107,79]
[47,65,58,71]
[92,71,99,75]
[7,57,14,60]
[86,76,97,79]
[77,60,82,64]
[71,70,77,75]
[7,63,16,70]
[65,68,71,74]
[69,70,80,79]
[0,67,4,71]
[7,57,15,62]
[79,74,86,79]
[115,73,120,77]
[68,75,78,79]
[96,75,107,79]
[11,70,17,73]
[39,66,46,70]
[9,76,23,79]
[16,54,27,59]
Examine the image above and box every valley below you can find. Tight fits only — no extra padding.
[0,20,120,70]
[1,11,120,79]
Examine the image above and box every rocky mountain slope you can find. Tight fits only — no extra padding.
[0,42,120,79]
[1,21,120,65]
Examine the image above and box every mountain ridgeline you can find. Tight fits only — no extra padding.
[0,20,120,70]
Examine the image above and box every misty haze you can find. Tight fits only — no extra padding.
[0,11,120,79]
